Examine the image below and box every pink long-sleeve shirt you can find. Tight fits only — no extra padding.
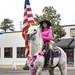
[40,28,52,41]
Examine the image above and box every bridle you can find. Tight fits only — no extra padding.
[29,29,40,45]
[29,41,40,45]
[31,30,37,37]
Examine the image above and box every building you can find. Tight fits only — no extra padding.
[0,31,27,65]
[0,24,75,66]
[54,24,75,66]
[63,24,75,38]
[63,25,75,66]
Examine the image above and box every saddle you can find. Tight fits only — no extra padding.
[42,42,61,57]
[53,46,61,57]
[42,43,61,68]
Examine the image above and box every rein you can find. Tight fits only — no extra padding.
[29,41,40,45]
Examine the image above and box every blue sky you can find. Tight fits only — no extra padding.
[0,0,75,31]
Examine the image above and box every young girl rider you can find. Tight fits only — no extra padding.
[39,20,54,67]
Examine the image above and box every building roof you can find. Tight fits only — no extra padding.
[69,39,75,48]
[62,24,75,27]
[53,38,74,48]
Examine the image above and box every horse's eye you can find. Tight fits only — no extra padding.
[34,29,36,31]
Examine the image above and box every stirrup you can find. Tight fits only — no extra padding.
[51,65,54,67]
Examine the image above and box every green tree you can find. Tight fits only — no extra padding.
[0,18,15,33]
[34,6,66,42]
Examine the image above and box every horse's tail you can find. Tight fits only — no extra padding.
[58,47,67,75]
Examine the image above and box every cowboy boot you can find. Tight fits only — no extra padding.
[51,51,54,67]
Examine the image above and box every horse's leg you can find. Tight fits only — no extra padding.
[30,70,36,75]
[58,63,67,75]
[48,68,54,75]
[36,67,42,75]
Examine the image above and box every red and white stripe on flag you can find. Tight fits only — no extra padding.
[22,0,35,57]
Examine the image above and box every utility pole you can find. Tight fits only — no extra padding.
[20,21,22,31]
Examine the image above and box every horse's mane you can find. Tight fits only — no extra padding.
[37,28,43,51]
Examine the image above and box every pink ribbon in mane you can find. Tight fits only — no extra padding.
[28,52,43,72]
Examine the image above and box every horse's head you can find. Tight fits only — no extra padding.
[26,25,40,40]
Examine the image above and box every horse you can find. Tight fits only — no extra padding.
[26,25,67,75]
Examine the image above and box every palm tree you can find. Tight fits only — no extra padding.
[0,18,15,33]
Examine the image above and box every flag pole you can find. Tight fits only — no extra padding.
[20,21,22,31]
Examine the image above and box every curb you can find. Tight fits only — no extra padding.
[0,65,75,70]
[0,65,12,68]
[0,65,24,69]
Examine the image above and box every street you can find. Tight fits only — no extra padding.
[0,68,75,75]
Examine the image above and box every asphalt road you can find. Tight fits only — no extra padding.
[0,68,75,75]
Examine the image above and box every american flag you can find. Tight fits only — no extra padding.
[22,0,35,57]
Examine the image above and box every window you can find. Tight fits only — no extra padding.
[17,47,25,58]
[4,47,12,58]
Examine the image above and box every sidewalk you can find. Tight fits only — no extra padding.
[0,65,24,70]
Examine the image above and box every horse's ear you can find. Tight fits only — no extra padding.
[37,25,40,28]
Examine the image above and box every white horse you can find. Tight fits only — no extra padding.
[26,25,67,75]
